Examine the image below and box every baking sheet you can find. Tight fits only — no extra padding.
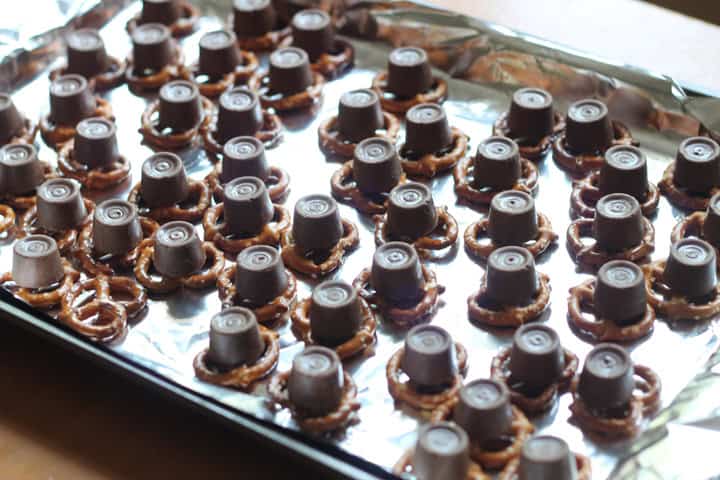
[3,1,720,479]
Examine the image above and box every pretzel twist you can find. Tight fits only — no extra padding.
[310,39,354,79]
[73,217,159,276]
[40,97,114,149]
[566,217,655,267]
[464,213,557,260]
[492,110,565,161]
[0,262,78,310]
[643,260,720,320]
[193,328,279,389]
[217,263,297,325]
[571,171,660,218]
[399,128,469,178]
[490,347,579,415]
[203,204,290,254]
[139,97,213,150]
[371,71,448,114]
[180,51,259,98]
[387,343,467,411]
[201,109,283,157]
[125,47,184,92]
[330,161,405,214]
[0,162,55,211]
[57,140,130,190]
[268,371,360,433]
[318,111,400,158]
[248,71,324,112]
[552,121,635,175]
[134,240,224,293]
[49,56,126,91]
[568,279,655,341]
[128,179,211,224]
[281,219,358,278]
[498,453,592,480]
[234,26,292,52]
[658,163,720,211]
[454,157,538,206]
[373,207,458,258]
[467,272,551,328]
[126,1,199,37]
[19,198,95,254]
[206,163,289,203]
[290,297,376,360]
[353,266,444,328]
[0,204,16,237]
[393,450,490,480]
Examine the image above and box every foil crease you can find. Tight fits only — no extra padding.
[3,1,720,479]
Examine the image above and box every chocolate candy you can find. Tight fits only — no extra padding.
[599,145,649,200]
[309,280,363,346]
[370,241,425,303]
[198,30,241,79]
[386,47,433,99]
[353,137,402,195]
[11,235,65,289]
[292,194,343,253]
[663,238,717,300]
[337,89,383,143]
[221,136,269,183]
[386,182,438,241]
[508,324,564,393]
[594,260,646,325]
[0,144,45,195]
[207,307,265,370]
[235,245,288,306]
[48,74,95,126]
[131,23,175,73]
[268,47,313,96]
[140,152,189,208]
[488,190,538,246]
[472,136,521,190]
[506,88,555,143]
[518,436,578,480]
[673,136,720,193]
[577,343,634,411]
[36,179,87,232]
[703,192,720,247]
[453,379,513,445]
[592,193,643,252]
[291,9,333,62]
[73,117,119,169]
[413,422,470,480]
[223,176,274,235]
[93,199,143,255]
[401,324,457,389]
[216,88,264,144]
[564,99,614,154]
[65,28,109,79]
[287,346,344,416]
[404,103,452,155]
[139,0,182,25]
[0,94,25,144]
[158,80,203,132]
[486,246,538,306]
[153,221,206,278]
[232,0,277,38]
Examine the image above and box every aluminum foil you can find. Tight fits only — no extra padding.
[3,1,720,479]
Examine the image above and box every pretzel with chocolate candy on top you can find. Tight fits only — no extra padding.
[57,139,130,190]
[464,213,557,260]
[330,162,405,214]
[0,261,78,310]
[671,212,720,267]
[371,71,448,114]
[234,25,291,52]
[134,239,225,293]
[353,265,444,328]
[373,207,458,258]
[180,51,259,99]
[399,128,469,178]
[126,2,199,38]
[127,180,211,224]
[268,370,360,433]
[205,163,289,203]
[281,219,358,278]
[248,71,325,112]
[40,97,114,149]
[566,217,655,267]
[2,117,37,147]
[194,327,280,389]
[467,272,551,328]
[658,163,720,211]
[492,111,565,161]
[393,451,491,480]
[552,121,635,175]
[571,171,660,218]
[125,48,184,92]
[318,111,400,158]
[643,260,720,321]
[0,163,56,212]
[491,347,578,415]
[19,198,95,254]
[203,204,290,254]
[202,110,283,158]
[49,58,126,92]
[498,453,592,480]
[217,263,297,325]
[290,297,376,360]
[139,96,214,150]
[454,157,538,206]
[568,279,655,341]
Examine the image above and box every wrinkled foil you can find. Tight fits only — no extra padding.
[3,1,720,479]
